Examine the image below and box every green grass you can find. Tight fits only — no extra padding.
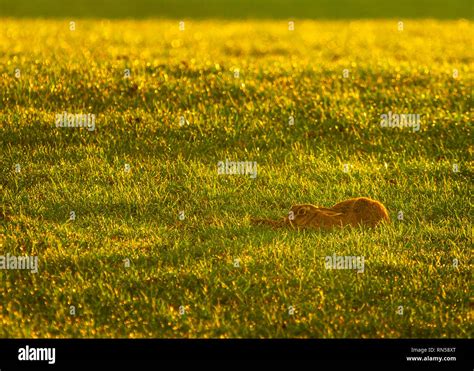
[0,19,473,338]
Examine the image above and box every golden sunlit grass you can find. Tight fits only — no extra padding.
[1,19,472,338]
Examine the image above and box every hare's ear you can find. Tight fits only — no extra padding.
[320,210,343,217]
[317,207,336,213]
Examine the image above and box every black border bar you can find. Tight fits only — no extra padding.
[0,339,471,368]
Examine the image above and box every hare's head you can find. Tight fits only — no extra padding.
[289,204,344,228]
[289,204,316,217]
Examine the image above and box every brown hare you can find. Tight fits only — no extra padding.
[251,197,390,229]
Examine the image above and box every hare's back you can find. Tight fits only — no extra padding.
[352,198,390,224]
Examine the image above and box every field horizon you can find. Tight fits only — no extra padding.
[2,0,472,19]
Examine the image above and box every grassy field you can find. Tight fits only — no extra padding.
[1,18,473,338]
